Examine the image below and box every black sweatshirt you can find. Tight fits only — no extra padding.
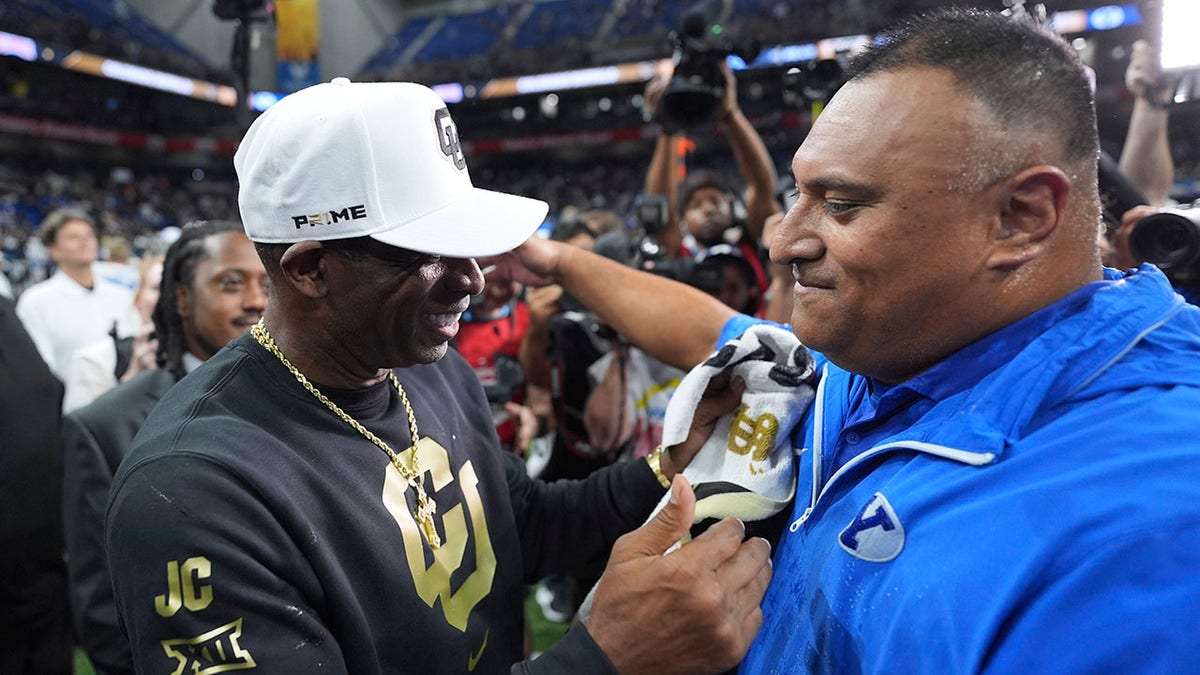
[107,332,665,674]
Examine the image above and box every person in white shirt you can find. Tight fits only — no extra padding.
[15,209,133,380]
[61,254,164,412]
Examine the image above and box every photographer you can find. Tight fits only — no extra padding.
[643,59,781,316]
[1105,203,1199,305]
[1099,40,1198,305]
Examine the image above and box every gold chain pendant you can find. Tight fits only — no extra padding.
[413,488,440,549]
[253,321,442,550]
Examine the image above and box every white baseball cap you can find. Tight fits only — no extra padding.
[234,78,548,258]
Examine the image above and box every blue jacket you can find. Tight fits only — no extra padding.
[725,265,1200,673]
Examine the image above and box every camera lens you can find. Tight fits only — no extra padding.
[1128,209,1200,272]
[661,79,724,129]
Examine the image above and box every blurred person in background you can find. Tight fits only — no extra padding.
[15,208,133,382]
[1100,39,1197,304]
[63,221,266,675]
[454,257,538,454]
[0,296,70,675]
[62,254,164,412]
[642,62,781,316]
[691,243,761,317]
[519,211,628,481]
[95,234,139,292]
[471,205,626,461]
[518,208,625,460]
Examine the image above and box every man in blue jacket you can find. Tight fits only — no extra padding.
[511,7,1200,672]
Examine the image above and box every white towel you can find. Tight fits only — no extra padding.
[656,323,817,541]
[576,324,816,626]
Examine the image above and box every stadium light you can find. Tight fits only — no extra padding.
[1160,0,1200,71]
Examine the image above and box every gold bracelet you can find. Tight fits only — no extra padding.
[646,445,671,489]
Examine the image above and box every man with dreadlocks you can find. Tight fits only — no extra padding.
[62,220,266,674]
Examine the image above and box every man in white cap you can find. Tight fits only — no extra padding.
[105,79,770,674]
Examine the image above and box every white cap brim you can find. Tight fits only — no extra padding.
[368,186,548,258]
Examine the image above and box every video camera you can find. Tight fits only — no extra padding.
[1129,205,1200,288]
[598,195,697,284]
[782,58,846,109]
[1098,153,1200,287]
[659,0,760,131]
[613,195,755,309]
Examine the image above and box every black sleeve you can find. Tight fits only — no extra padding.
[62,414,133,675]
[505,450,666,581]
[106,453,348,674]
[510,623,619,675]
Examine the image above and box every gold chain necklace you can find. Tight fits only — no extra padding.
[251,320,441,549]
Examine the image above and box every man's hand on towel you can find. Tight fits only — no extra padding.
[661,371,746,479]
[588,474,772,674]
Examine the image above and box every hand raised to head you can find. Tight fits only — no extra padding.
[587,475,772,674]
[501,235,566,287]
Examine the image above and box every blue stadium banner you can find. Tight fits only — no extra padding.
[276,0,320,93]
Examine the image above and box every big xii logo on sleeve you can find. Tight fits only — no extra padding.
[154,556,256,675]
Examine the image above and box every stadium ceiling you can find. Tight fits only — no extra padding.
[116,0,1134,91]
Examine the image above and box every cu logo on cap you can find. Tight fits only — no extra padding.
[435,108,467,170]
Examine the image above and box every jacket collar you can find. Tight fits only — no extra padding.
[826,265,1199,458]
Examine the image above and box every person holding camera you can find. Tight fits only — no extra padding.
[517,207,626,478]
[643,61,781,317]
[1105,202,1199,305]
[509,8,1200,671]
[1099,39,1200,305]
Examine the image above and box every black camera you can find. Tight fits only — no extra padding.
[1128,206,1200,288]
[782,59,846,108]
[659,0,759,131]
[482,353,525,406]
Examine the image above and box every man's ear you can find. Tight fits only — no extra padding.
[988,165,1072,270]
[278,241,330,298]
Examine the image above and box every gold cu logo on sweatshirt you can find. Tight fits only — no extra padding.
[383,437,497,631]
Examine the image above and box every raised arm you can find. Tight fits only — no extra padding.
[643,73,685,255]
[717,63,782,241]
[507,236,736,371]
[1118,40,1174,206]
